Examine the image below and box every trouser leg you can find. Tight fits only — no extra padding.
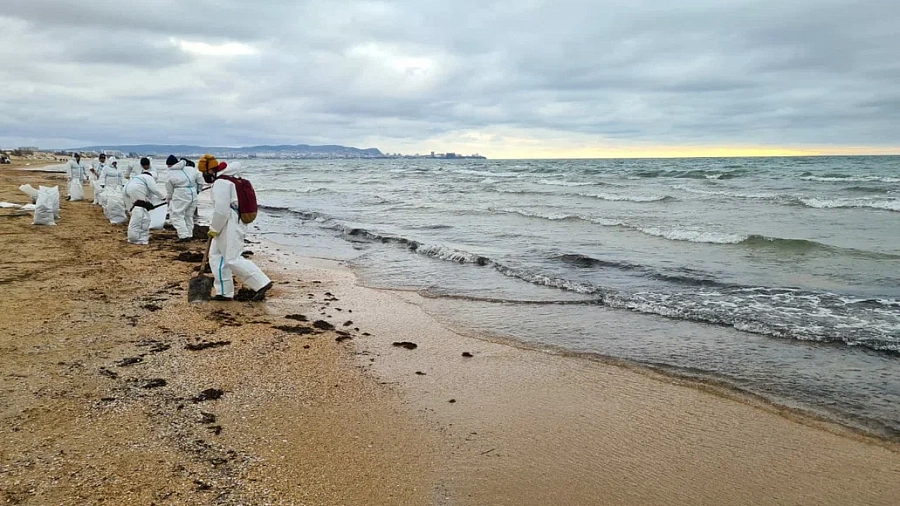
[209,237,235,298]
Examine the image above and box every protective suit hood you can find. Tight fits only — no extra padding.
[217,162,242,178]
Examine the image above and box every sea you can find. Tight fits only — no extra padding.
[213,156,899,437]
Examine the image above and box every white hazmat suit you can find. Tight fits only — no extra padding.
[67,158,86,201]
[208,162,271,299]
[124,172,166,245]
[165,160,205,240]
[90,160,107,204]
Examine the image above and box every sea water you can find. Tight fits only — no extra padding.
[241,156,899,437]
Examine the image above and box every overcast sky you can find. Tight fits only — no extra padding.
[1,0,898,157]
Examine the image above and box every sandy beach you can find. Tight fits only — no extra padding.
[1,166,899,505]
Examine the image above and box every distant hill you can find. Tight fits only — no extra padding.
[64,143,384,159]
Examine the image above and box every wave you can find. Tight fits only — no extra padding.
[257,203,900,353]
[800,174,900,183]
[537,179,597,187]
[556,254,725,287]
[579,192,675,203]
[798,198,900,212]
[490,208,626,227]
[672,185,779,200]
[451,169,522,178]
[490,208,899,258]
[632,169,747,180]
[637,227,748,244]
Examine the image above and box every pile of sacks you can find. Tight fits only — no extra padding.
[89,179,128,225]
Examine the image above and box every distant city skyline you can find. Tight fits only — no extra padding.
[1,1,898,158]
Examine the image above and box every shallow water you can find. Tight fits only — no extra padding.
[239,156,899,437]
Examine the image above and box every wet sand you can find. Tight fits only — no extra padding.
[1,167,899,505]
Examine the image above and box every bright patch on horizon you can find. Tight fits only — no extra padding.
[175,39,257,56]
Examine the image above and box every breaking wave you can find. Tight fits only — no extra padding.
[580,192,675,203]
[798,198,900,212]
[633,169,747,180]
[800,173,900,183]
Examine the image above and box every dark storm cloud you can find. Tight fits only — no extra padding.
[1,0,898,153]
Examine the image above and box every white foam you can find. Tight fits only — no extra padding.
[581,192,671,203]
[415,244,488,264]
[637,227,748,244]
[801,175,900,183]
[673,185,778,199]
[538,180,595,187]
[799,198,900,212]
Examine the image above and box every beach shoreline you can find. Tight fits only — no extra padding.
[1,168,899,505]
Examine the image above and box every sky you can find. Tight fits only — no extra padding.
[1,0,898,158]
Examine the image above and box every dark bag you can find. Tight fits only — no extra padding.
[218,175,258,224]
[132,199,155,211]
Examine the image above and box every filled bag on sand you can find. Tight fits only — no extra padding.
[39,186,60,218]
[91,180,103,205]
[19,184,39,204]
[68,179,84,201]
[97,187,109,207]
[104,189,128,224]
[33,187,58,226]
[149,202,166,229]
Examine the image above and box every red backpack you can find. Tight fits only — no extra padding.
[219,175,258,224]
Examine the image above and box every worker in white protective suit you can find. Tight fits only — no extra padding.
[100,159,124,190]
[89,153,108,204]
[164,155,205,242]
[66,153,86,201]
[124,157,166,245]
[125,159,159,182]
[207,161,273,301]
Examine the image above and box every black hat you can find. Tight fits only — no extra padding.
[140,157,151,167]
[166,155,178,166]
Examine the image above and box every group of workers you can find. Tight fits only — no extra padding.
[65,152,273,302]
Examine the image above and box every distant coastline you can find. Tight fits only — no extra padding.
[46,143,487,160]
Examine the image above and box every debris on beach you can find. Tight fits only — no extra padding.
[313,320,335,330]
[98,367,118,379]
[142,378,167,389]
[285,313,307,321]
[193,388,225,403]
[116,356,143,367]
[272,325,314,335]
[175,251,204,262]
[185,340,231,351]
[343,320,353,327]
[392,341,418,350]
[462,352,474,358]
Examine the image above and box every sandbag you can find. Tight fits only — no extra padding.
[91,180,103,205]
[33,186,59,226]
[149,203,166,229]
[39,186,60,218]
[97,187,109,208]
[68,179,84,201]
[104,188,128,224]
[19,184,38,204]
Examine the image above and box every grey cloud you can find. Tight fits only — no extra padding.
[1,0,899,151]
